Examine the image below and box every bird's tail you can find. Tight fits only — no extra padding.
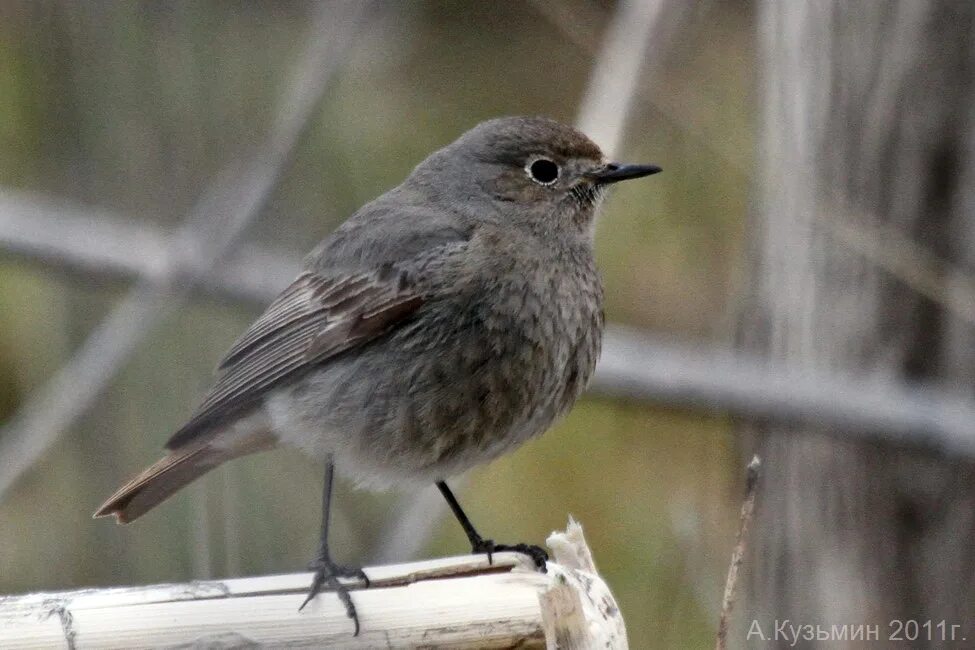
[94,431,274,524]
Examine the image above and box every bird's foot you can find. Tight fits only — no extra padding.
[299,557,370,636]
[471,538,548,572]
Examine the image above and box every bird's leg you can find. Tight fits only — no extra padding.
[300,459,369,636]
[436,481,548,572]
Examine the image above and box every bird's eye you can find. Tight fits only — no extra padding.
[527,158,559,185]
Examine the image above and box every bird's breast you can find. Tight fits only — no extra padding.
[284,236,605,485]
[442,241,604,442]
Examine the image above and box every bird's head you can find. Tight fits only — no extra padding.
[411,116,661,234]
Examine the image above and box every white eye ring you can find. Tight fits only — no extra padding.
[525,157,560,185]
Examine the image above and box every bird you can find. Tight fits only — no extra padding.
[94,115,661,635]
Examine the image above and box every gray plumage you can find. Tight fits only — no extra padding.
[96,115,659,520]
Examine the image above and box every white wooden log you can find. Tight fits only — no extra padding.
[0,521,626,649]
[541,518,629,648]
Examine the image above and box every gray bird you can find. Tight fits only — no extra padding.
[95,116,660,635]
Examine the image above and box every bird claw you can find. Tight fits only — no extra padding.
[299,559,369,636]
[472,538,549,572]
[306,558,371,587]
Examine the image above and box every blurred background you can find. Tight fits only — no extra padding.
[1,1,973,648]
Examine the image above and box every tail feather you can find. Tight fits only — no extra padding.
[94,429,274,524]
[94,442,227,523]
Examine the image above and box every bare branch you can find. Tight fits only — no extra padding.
[0,188,296,306]
[597,327,975,457]
[715,455,760,650]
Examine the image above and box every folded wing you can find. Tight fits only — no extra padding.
[165,268,423,449]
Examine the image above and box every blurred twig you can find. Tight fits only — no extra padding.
[0,189,295,306]
[715,455,760,650]
[667,502,721,628]
[371,482,459,564]
[0,0,373,500]
[574,0,670,155]
[5,203,975,455]
[826,208,975,327]
[533,0,729,165]
[598,326,975,457]
[190,482,213,580]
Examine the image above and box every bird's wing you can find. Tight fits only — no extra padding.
[165,267,423,449]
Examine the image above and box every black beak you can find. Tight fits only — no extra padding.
[590,163,662,185]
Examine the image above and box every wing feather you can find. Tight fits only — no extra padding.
[165,269,423,449]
